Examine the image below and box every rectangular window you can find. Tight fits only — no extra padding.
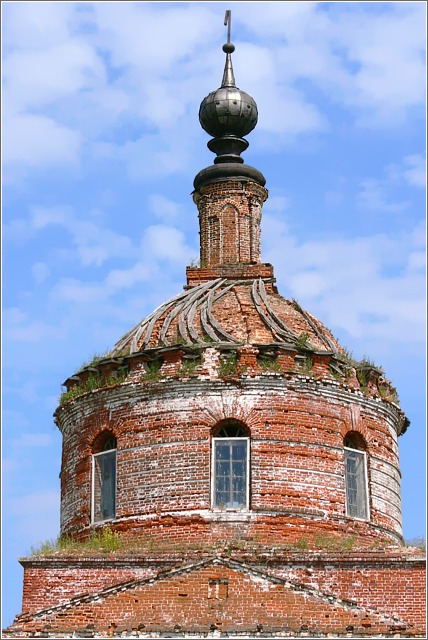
[92,449,116,523]
[212,438,249,510]
[344,447,369,520]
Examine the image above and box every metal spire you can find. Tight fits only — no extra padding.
[221,10,235,88]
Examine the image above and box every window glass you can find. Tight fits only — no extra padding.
[213,438,248,509]
[216,424,247,438]
[344,447,368,520]
[92,449,116,522]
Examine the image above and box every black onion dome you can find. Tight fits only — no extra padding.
[199,87,258,138]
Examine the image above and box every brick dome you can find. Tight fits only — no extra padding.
[108,278,342,356]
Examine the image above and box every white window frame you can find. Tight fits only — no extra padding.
[211,437,250,511]
[91,448,117,524]
[344,446,370,521]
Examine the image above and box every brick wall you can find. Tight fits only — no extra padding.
[57,374,404,544]
[194,180,268,267]
[8,550,425,637]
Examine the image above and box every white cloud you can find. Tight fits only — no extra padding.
[412,220,426,247]
[31,206,70,228]
[358,179,410,213]
[51,278,109,304]
[407,251,426,272]
[2,458,20,475]
[92,2,216,73]
[142,224,195,262]
[3,307,61,343]
[263,213,425,346]
[3,40,106,113]
[324,191,345,206]
[332,4,426,124]
[105,262,151,290]
[148,194,181,221]
[2,217,36,244]
[2,2,76,51]
[31,262,50,284]
[47,221,196,307]
[3,114,82,169]
[3,307,27,324]
[2,409,30,430]
[357,154,425,213]
[231,42,327,138]
[30,205,134,267]
[72,222,134,267]
[260,85,327,137]
[236,2,325,40]
[93,126,202,182]
[5,319,64,344]
[403,154,426,189]
[264,195,291,213]
[239,2,426,127]
[7,489,60,543]
[10,433,53,448]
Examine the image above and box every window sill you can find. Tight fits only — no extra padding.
[345,514,370,522]
[209,510,253,523]
[91,517,116,525]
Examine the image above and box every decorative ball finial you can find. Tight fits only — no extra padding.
[223,42,235,54]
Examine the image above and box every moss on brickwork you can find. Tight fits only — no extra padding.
[59,370,128,405]
[31,528,121,556]
[29,529,405,559]
[218,351,239,377]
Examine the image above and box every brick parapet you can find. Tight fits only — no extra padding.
[186,263,275,287]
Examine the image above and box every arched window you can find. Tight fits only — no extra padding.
[344,432,369,520]
[92,433,117,523]
[212,421,249,510]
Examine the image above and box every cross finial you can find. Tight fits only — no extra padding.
[224,10,231,44]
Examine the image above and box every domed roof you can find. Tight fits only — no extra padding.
[108,278,342,356]
[199,86,258,138]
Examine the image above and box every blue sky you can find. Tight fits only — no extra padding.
[2,0,426,628]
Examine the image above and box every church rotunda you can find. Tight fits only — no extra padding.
[56,18,407,551]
